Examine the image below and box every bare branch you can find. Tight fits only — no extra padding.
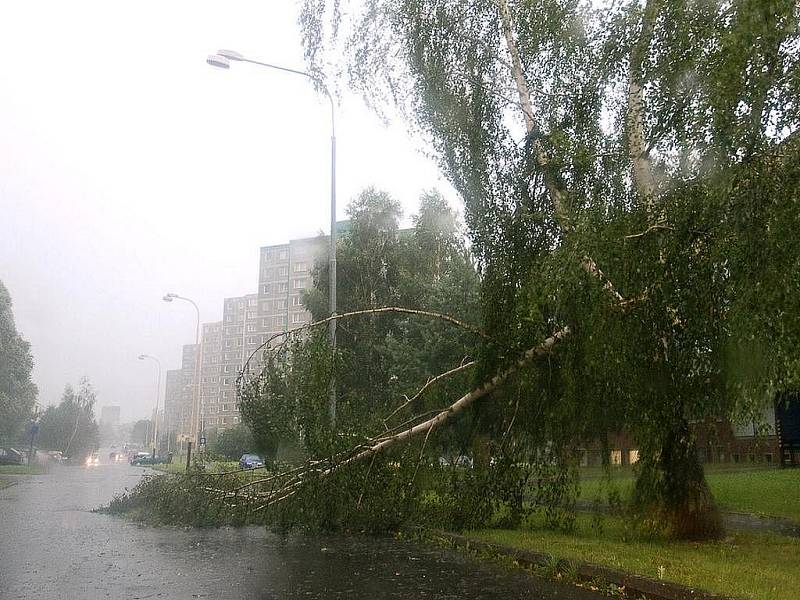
[326,327,569,474]
[241,306,487,374]
[581,256,625,304]
[382,360,477,424]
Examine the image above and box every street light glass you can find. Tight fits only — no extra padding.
[207,55,230,69]
[217,49,244,61]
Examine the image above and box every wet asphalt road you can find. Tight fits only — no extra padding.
[0,462,602,600]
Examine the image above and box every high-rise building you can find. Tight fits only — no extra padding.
[258,235,326,336]
[177,343,198,441]
[217,294,261,430]
[163,368,183,435]
[198,321,223,434]
[179,228,346,437]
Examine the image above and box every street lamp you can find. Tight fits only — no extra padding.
[163,292,203,444]
[207,49,338,422]
[138,354,162,457]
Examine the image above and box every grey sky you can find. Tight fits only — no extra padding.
[0,1,455,422]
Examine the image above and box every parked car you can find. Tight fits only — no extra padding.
[85,453,100,467]
[239,454,264,469]
[130,454,170,466]
[0,447,25,465]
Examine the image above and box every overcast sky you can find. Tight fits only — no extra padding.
[0,1,456,422]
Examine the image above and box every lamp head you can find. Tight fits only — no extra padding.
[217,49,244,61]
[162,293,177,302]
[207,54,230,69]
[138,354,147,360]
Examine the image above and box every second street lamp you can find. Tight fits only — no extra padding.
[207,49,338,422]
[138,354,162,458]
[163,292,203,445]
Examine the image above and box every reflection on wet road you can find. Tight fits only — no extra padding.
[0,463,600,599]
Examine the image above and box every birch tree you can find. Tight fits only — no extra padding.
[280,0,800,540]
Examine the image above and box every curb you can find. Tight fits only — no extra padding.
[574,500,800,538]
[427,530,735,600]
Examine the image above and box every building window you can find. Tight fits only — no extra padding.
[247,324,256,332]
[276,315,286,326]
[292,313,305,324]
[261,301,269,311]
[276,299,287,309]
[277,282,287,292]
[628,449,639,464]
[291,296,303,306]
[248,298,257,306]
[294,262,307,273]
[293,279,307,289]
[279,266,288,277]
[610,449,622,466]
[262,284,269,294]
[222,378,230,385]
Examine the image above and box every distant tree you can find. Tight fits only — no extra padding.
[0,280,38,446]
[130,419,151,446]
[37,378,99,460]
[212,424,256,461]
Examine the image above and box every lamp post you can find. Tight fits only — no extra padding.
[138,354,162,457]
[163,292,203,444]
[206,49,338,422]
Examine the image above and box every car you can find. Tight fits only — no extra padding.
[130,453,170,466]
[85,453,100,467]
[239,454,264,469]
[0,447,25,465]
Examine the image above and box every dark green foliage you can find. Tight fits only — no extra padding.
[130,419,151,446]
[0,280,38,446]
[211,423,257,461]
[37,378,100,460]
[292,0,800,539]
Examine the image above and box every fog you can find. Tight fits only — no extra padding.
[0,1,455,422]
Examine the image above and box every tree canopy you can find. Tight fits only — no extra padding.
[289,0,800,539]
[0,280,38,446]
[37,379,100,461]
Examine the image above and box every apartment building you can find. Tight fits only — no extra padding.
[198,321,223,432]
[176,343,198,440]
[258,235,326,335]
[163,369,183,435]
[175,229,345,437]
[217,293,261,429]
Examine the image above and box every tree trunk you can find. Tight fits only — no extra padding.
[632,419,724,540]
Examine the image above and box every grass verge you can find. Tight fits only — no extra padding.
[0,478,16,490]
[0,464,48,475]
[580,467,800,523]
[469,512,800,600]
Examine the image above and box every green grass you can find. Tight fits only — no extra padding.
[149,460,244,475]
[0,478,16,490]
[579,467,800,523]
[469,513,800,600]
[0,464,47,475]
